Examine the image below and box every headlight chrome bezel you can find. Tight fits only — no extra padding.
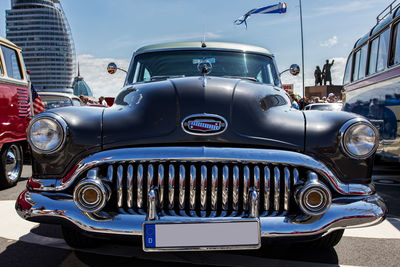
[339,118,379,160]
[27,113,68,154]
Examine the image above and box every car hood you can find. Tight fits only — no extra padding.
[102,77,305,150]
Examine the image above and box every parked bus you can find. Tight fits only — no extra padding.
[0,37,30,187]
[343,0,400,162]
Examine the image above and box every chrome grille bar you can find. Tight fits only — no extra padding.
[200,165,207,211]
[147,164,154,197]
[137,164,144,209]
[284,167,290,212]
[189,165,196,210]
[211,165,218,211]
[179,165,185,209]
[127,164,134,209]
[222,165,229,210]
[274,167,280,212]
[117,165,123,208]
[233,166,239,211]
[243,166,250,211]
[264,166,271,211]
[158,165,164,209]
[168,165,175,209]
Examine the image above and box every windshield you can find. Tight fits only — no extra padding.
[127,50,280,86]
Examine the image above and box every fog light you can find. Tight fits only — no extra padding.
[297,181,332,216]
[73,179,109,213]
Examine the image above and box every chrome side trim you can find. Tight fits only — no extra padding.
[41,147,374,196]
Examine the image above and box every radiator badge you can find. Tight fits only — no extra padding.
[182,114,228,135]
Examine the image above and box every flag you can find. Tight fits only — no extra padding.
[234,2,287,28]
[29,85,45,115]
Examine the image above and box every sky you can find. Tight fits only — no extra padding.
[0,0,393,97]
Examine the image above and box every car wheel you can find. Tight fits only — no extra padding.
[61,226,99,248]
[0,143,23,188]
[308,229,344,248]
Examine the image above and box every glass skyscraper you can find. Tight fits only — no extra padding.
[6,0,76,92]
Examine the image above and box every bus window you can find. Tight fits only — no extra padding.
[358,44,368,79]
[376,28,390,72]
[368,37,379,75]
[352,49,360,81]
[390,22,400,65]
[0,45,22,80]
[343,54,352,84]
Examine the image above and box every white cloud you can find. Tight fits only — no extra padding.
[320,36,338,48]
[281,57,347,97]
[77,54,130,98]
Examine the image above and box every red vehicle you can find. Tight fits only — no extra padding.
[0,37,30,187]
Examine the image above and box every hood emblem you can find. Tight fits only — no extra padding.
[182,114,227,135]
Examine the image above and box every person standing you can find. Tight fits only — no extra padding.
[314,66,322,86]
[323,59,334,85]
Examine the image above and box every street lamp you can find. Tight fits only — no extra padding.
[299,0,305,99]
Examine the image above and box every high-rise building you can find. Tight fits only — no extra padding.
[6,0,76,93]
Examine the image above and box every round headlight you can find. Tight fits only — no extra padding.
[28,115,66,153]
[340,119,379,159]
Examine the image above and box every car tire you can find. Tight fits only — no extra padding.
[308,229,344,248]
[61,226,99,248]
[0,143,23,188]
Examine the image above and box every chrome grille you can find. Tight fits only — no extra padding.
[96,161,304,217]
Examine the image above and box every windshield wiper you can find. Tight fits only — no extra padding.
[151,75,185,81]
[221,76,258,82]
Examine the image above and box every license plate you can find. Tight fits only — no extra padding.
[143,220,260,251]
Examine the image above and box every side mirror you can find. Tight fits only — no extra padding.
[289,64,300,76]
[107,62,118,74]
[279,64,300,76]
[107,62,127,74]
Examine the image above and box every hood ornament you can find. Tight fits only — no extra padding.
[194,58,214,87]
[182,114,228,136]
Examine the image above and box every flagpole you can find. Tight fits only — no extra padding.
[299,0,305,100]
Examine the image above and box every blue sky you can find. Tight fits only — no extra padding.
[0,0,392,97]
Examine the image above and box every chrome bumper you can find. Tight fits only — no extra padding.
[16,189,386,238]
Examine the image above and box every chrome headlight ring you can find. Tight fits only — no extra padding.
[339,118,379,160]
[27,113,68,154]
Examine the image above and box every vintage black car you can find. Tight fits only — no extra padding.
[16,42,386,251]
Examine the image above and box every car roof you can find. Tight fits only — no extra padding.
[136,41,272,56]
